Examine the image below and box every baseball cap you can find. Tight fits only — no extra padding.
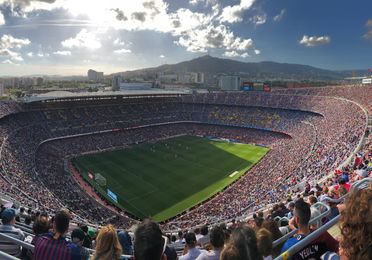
[1,208,16,223]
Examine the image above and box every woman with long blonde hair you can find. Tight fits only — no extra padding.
[91,224,123,260]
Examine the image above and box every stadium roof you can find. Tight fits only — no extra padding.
[23,89,190,103]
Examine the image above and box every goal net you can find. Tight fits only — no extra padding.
[95,173,107,187]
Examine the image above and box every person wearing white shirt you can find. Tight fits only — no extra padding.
[180,232,203,260]
[196,226,224,260]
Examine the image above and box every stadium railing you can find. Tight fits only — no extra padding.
[0,232,35,251]
[0,250,19,260]
[274,177,371,260]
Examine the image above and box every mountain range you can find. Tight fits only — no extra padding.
[117,55,367,81]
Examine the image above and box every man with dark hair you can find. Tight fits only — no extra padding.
[134,219,166,260]
[0,208,25,256]
[34,210,80,260]
[19,207,28,219]
[281,199,339,259]
[71,228,90,260]
[180,232,203,260]
[80,225,92,249]
[196,226,224,260]
[197,225,209,247]
[24,215,32,227]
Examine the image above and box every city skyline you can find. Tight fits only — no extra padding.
[0,0,371,76]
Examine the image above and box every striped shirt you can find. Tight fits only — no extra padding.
[34,232,81,260]
[0,224,25,256]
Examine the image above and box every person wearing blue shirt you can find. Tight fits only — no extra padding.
[281,199,339,260]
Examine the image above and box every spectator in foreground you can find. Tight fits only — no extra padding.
[197,225,209,247]
[71,228,90,260]
[180,232,203,260]
[25,216,50,259]
[338,188,372,259]
[91,224,123,260]
[134,219,166,260]
[118,229,132,255]
[196,226,224,260]
[281,199,338,259]
[0,208,25,257]
[34,210,80,260]
[164,234,178,260]
[220,224,261,260]
[308,196,321,229]
[80,225,92,249]
[256,228,273,260]
[262,220,283,258]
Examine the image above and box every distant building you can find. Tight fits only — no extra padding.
[0,83,4,96]
[362,77,372,85]
[192,72,204,84]
[88,69,104,82]
[157,72,178,83]
[33,77,44,86]
[119,82,153,90]
[219,75,240,91]
[112,75,122,91]
[97,72,104,81]
[178,74,193,84]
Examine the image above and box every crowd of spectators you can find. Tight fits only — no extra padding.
[0,89,368,232]
[0,178,370,259]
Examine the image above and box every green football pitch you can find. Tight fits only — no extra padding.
[71,135,269,222]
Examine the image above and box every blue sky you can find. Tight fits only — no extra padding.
[0,0,371,76]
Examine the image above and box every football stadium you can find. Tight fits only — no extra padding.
[0,86,370,259]
[0,0,372,258]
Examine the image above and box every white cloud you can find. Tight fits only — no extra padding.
[160,54,165,58]
[363,19,372,40]
[0,11,5,26]
[2,59,13,64]
[0,34,30,62]
[223,50,248,58]
[62,29,101,50]
[3,0,258,58]
[27,52,33,57]
[219,0,255,23]
[113,48,132,54]
[254,49,260,55]
[250,13,266,25]
[273,9,285,22]
[11,55,23,61]
[53,50,71,55]
[113,38,125,46]
[189,0,216,6]
[299,35,331,47]
[0,34,31,49]
[176,23,254,54]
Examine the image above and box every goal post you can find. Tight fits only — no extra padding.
[95,173,107,187]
